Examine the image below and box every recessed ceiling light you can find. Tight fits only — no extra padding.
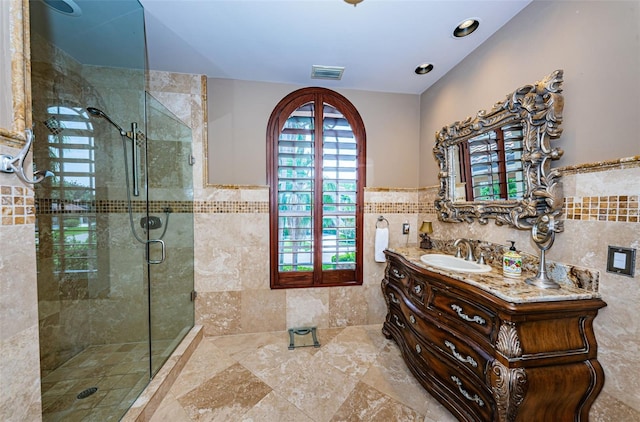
[415,63,434,75]
[41,0,82,16]
[453,18,479,38]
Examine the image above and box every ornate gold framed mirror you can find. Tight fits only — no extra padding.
[433,70,565,229]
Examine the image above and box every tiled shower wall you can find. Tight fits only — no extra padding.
[0,178,42,422]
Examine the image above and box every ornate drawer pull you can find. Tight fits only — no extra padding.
[409,315,416,324]
[389,293,400,304]
[393,314,405,328]
[415,344,422,353]
[450,304,486,326]
[451,376,485,407]
[391,268,405,279]
[413,284,422,294]
[445,340,478,368]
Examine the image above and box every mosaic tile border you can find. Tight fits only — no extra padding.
[365,202,437,215]
[564,196,639,223]
[6,152,637,226]
[33,199,194,215]
[194,201,268,213]
[1,185,35,225]
[1,196,633,226]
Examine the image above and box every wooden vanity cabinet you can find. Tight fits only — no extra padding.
[381,250,606,422]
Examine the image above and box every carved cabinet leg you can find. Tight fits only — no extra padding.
[490,361,528,422]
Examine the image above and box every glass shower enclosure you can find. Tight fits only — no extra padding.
[30,0,194,420]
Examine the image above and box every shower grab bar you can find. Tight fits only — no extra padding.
[146,239,166,264]
[131,122,140,197]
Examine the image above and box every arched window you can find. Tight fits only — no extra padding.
[267,87,366,289]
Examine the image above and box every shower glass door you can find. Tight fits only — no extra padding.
[30,0,194,420]
[144,92,195,376]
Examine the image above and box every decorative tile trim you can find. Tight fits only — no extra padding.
[564,195,639,223]
[22,195,638,225]
[365,202,437,215]
[1,185,35,225]
[365,187,420,192]
[194,201,268,213]
[204,184,269,190]
[34,199,194,214]
[365,202,420,214]
[560,155,640,176]
[0,129,26,148]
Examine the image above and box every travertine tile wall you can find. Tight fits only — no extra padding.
[0,149,42,422]
[560,161,640,416]
[192,187,422,337]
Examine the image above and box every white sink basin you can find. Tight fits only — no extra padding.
[420,254,492,273]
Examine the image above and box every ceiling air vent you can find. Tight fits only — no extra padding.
[311,65,345,81]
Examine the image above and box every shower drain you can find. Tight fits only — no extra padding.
[77,387,98,400]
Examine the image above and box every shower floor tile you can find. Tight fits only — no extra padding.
[40,341,172,422]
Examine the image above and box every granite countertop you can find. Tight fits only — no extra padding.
[388,247,602,304]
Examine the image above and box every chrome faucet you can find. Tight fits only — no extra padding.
[453,238,476,262]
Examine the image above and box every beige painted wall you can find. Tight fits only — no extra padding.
[419,0,640,186]
[207,78,421,188]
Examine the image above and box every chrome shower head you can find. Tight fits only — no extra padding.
[86,107,126,136]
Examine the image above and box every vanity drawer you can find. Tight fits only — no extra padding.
[417,321,489,381]
[387,263,409,287]
[429,288,496,341]
[408,278,427,305]
[435,362,494,422]
[382,278,403,308]
[408,334,494,422]
[396,294,491,381]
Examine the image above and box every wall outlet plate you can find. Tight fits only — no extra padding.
[606,246,636,277]
[402,223,410,235]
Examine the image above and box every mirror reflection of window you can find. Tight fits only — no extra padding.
[38,106,97,276]
[458,123,524,201]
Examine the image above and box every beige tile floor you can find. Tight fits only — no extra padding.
[149,324,458,422]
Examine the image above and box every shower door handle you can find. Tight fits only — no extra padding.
[146,239,166,264]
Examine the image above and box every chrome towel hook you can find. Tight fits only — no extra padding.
[1,129,54,184]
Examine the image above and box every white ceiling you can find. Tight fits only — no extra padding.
[30,0,532,95]
[139,0,532,94]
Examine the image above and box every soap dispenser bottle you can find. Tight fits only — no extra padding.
[503,241,522,278]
